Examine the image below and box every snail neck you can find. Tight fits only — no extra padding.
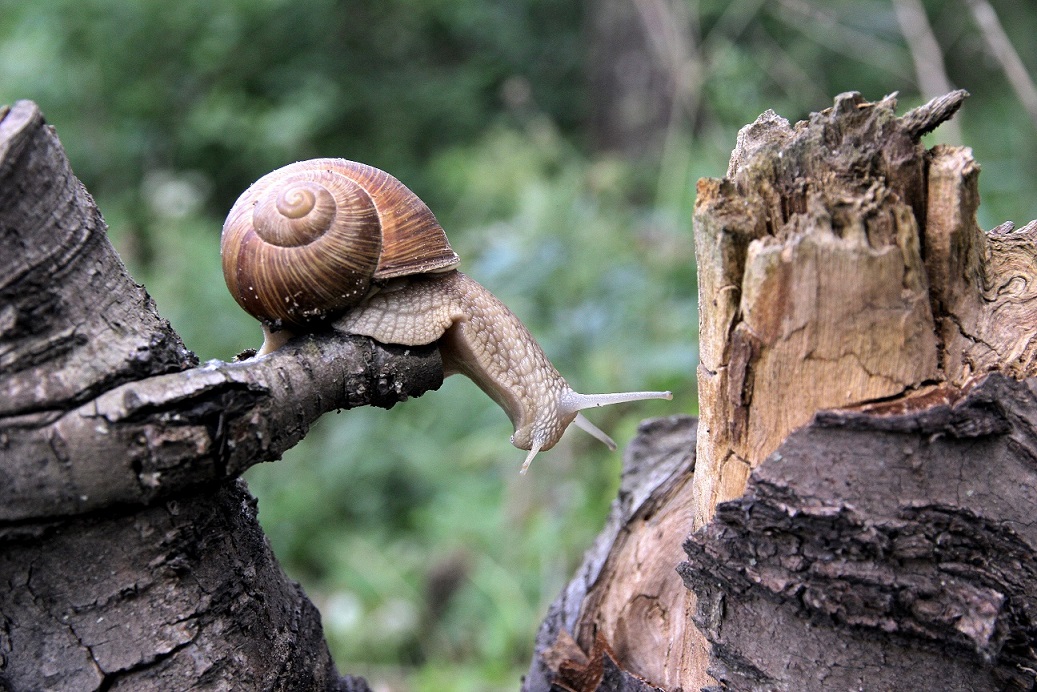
[438,273,569,443]
[440,273,673,473]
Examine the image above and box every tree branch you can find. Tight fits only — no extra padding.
[965,0,1037,128]
[0,101,195,418]
[0,100,444,525]
[1,333,442,523]
[893,0,963,142]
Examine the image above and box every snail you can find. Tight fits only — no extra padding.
[221,158,672,473]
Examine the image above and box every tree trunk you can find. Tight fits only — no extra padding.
[525,92,1037,691]
[0,101,443,691]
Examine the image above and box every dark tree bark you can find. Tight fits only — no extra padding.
[681,374,1037,690]
[0,101,443,690]
[525,92,1037,691]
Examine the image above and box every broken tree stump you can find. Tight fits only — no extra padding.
[694,89,1037,529]
[526,92,1037,691]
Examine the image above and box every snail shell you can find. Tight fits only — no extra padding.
[220,158,459,329]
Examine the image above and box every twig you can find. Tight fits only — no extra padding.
[893,0,962,143]
[901,89,970,140]
[964,0,1037,128]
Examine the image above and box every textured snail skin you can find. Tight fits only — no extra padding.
[336,272,672,473]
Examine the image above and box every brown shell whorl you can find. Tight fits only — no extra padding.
[339,160,460,279]
[253,178,338,247]
[221,159,459,329]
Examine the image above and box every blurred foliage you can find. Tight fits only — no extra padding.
[2,0,1034,688]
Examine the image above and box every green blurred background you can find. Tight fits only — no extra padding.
[2,0,1034,688]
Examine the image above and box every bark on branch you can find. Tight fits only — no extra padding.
[2,332,441,523]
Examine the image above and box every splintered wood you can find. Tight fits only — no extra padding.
[692,91,1036,528]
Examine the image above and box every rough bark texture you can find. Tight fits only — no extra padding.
[680,374,1037,690]
[527,92,1037,691]
[8,87,1037,690]
[1,480,369,691]
[0,100,443,690]
[1,328,440,524]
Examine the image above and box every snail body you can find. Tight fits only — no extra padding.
[221,159,671,472]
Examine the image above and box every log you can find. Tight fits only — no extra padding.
[0,100,442,690]
[526,92,1037,690]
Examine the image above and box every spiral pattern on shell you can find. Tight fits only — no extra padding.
[221,159,459,328]
[255,179,339,247]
